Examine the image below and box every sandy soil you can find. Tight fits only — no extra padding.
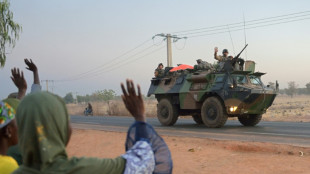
[67,129,310,174]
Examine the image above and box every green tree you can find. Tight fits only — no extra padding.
[63,92,74,103]
[95,89,116,101]
[285,81,298,98]
[103,89,116,101]
[0,0,22,67]
[306,82,310,94]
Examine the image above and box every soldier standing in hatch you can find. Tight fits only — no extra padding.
[214,47,232,62]
[154,63,165,78]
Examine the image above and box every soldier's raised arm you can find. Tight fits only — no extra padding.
[214,47,221,61]
[154,69,159,77]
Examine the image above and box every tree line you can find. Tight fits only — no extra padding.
[63,89,155,104]
[63,81,309,103]
[63,89,117,104]
[269,81,310,97]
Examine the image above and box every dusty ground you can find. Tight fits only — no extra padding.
[67,95,310,122]
[67,129,310,174]
[263,95,310,122]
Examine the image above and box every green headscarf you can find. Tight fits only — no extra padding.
[13,92,125,174]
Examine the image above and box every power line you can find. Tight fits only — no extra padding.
[64,46,165,81]
[177,13,310,37]
[55,10,310,83]
[59,38,152,81]
[243,12,248,60]
[173,38,187,50]
[74,13,310,79]
[227,25,235,55]
[186,17,310,38]
[171,10,310,34]
[93,46,165,76]
[41,80,54,92]
[152,33,187,67]
[61,44,156,81]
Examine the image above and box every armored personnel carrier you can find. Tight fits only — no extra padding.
[147,45,278,128]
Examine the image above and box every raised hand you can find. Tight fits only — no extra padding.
[121,79,145,122]
[11,68,27,99]
[214,47,218,53]
[24,59,37,72]
[24,58,40,84]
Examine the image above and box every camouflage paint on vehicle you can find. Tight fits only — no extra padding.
[148,58,278,127]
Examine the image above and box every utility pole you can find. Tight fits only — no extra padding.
[152,33,187,67]
[41,80,54,92]
[166,34,172,67]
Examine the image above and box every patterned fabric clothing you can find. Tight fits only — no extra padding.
[0,99,18,128]
[122,141,155,174]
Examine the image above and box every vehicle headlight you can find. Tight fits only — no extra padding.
[229,106,238,112]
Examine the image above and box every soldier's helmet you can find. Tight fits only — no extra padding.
[222,49,229,54]
[196,59,202,64]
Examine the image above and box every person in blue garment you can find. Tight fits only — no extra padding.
[12,79,173,174]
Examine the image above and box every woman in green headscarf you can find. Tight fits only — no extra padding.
[13,92,128,174]
[13,79,174,174]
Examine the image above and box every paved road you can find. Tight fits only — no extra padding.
[70,115,310,147]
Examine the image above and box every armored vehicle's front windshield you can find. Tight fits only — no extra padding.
[231,75,247,84]
[249,75,262,85]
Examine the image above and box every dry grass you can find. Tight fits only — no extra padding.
[67,100,157,117]
[67,95,310,122]
[263,95,310,122]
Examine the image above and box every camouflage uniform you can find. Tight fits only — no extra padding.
[196,59,213,70]
[215,55,230,62]
[214,54,232,71]
[155,68,165,78]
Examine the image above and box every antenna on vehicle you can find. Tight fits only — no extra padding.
[243,12,248,60]
[227,25,236,56]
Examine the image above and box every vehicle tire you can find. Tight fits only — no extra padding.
[238,114,262,126]
[157,98,179,126]
[201,97,228,128]
[192,113,203,124]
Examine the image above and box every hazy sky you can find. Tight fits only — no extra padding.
[1,0,310,99]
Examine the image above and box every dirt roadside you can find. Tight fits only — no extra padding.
[67,129,310,174]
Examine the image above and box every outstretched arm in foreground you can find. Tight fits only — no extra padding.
[121,79,145,122]
[120,79,173,174]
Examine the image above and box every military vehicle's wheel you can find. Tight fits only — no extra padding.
[238,114,262,126]
[201,97,227,128]
[192,113,203,124]
[157,98,179,126]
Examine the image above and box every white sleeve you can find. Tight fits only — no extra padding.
[31,84,42,93]
[122,141,155,174]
